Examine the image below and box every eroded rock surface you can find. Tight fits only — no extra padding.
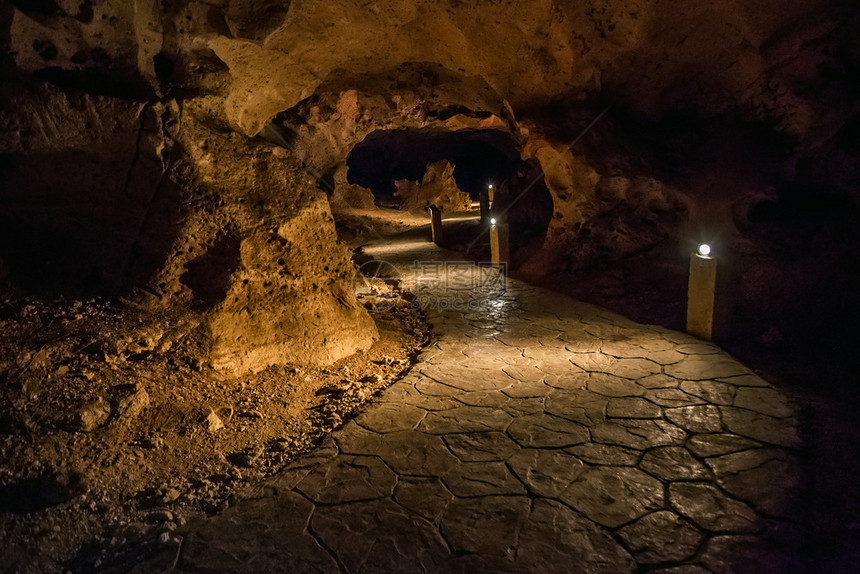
[394,160,471,214]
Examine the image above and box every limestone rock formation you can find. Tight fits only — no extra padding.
[170,102,378,374]
[394,160,472,214]
[522,138,688,269]
[328,163,376,212]
[0,85,377,375]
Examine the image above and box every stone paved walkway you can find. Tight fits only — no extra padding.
[156,232,804,573]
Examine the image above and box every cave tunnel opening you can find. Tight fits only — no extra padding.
[346,128,554,252]
[347,128,517,205]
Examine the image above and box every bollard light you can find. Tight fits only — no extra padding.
[428,204,443,245]
[489,217,509,273]
[687,243,717,340]
[480,186,493,223]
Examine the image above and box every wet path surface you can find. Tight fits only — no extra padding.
[154,231,804,573]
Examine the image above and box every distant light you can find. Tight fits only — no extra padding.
[488,184,494,189]
[490,218,497,225]
[698,244,712,257]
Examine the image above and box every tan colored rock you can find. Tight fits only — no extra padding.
[394,160,471,214]
[205,410,224,433]
[73,398,111,432]
[111,383,150,425]
[327,163,376,212]
[521,139,686,270]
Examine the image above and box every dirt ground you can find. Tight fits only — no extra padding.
[0,279,429,572]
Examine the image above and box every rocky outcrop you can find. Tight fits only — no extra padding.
[5,1,858,150]
[394,160,471,214]
[0,85,377,375]
[521,138,687,270]
[165,100,378,375]
[327,163,377,212]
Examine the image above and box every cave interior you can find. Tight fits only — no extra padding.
[1,0,859,571]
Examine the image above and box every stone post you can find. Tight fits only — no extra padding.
[490,218,510,273]
[687,247,717,340]
[428,204,443,245]
[480,188,490,224]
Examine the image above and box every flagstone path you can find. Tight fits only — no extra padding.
[146,232,804,573]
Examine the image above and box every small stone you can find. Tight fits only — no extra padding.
[229,446,263,467]
[206,410,224,432]
[158,532,170,544]
[162,488,181,504]
[73,398,111,432]
[142,436,165,450]
[111,383,150,424]
[148,510,174,523]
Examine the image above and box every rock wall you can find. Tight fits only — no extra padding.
[169,102,378,374]
[0,81,155,292]
[521,137,688,270]
[5,1,858,155]
[328,163,377,212]
[6,1,857,182]
[0,83,378,375]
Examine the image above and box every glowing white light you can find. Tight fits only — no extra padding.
[698,244,712,257]
[490,218,497,225]
[488,184,494,190]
